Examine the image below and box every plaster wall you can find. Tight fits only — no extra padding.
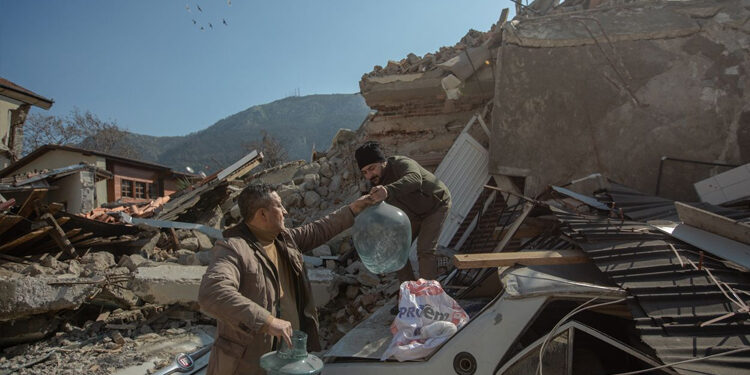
[0,95,21,149]
[46,173,84,214]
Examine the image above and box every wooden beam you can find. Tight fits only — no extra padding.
[225,159,261,182]
[69,232,94,244]
[0,226,53,252]
[676,202,750,245]
[37,228,82,253]
[40,213,76,257]
[17,189,47,218]
[169,228,180,250]
[0,214,23,236]
[452,250,589,269]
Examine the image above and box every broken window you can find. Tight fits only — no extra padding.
[135,181,146,199]
[121,179,132,198]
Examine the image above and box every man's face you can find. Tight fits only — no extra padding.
[263,192,288,233]
[361,162,385,185]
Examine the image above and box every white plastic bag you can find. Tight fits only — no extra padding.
[381,279,469,361]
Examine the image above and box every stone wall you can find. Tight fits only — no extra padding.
[490,0,750,200]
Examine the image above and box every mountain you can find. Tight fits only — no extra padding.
[122,94,370,173]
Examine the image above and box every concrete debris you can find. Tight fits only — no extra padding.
[130,265,206,305]
[0,275,102,321]
[364,28,492,78]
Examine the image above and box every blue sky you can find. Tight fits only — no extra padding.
[1,1,513,137]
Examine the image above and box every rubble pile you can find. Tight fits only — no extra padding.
[237,131,364,228]
[0,226,218,373]
[363,28,492,78]
[0,310,214,375]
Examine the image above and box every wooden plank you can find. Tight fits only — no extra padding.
[37,228,83,253]
[452,250,589,269]
[41,213,76,256]
[0,226,53,252]
[17,189,47,218]
[47,202,65,215]
[492,202,534,253]
[169,228,180,250]
[224,159,261,182]
[69,232,94,244]
[55,216,70,226]
[676,202,750,245]
[0,215,24,236]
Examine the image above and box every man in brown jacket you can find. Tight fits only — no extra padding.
[198,183,378,374]
[355,141,451,281]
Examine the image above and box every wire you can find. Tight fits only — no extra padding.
[536,296,628,375]
[608,347,750,375]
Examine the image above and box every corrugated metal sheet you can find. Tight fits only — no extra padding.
[432,121,489,247]
[596,183,750,222]
[556,210,750,375]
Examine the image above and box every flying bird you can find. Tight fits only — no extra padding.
[185,4,190,12]
[192,19,197,24]
[222,18,228,26]
[227,0,232,5]
[209,22,213,29]
[197,4,202,12]
[200,26,205,31]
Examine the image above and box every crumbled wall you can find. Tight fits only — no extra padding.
[490,0,750,200]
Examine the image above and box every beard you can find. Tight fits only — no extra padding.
[369,176,380,185]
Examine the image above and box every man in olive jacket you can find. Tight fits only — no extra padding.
[198,183,378,374]
[355,141,451,281]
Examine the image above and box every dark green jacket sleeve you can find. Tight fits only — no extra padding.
[384,157,423,198]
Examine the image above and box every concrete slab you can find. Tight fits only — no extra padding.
[0,275,101,321]
[131,265,206,305]
[307,268,340,308]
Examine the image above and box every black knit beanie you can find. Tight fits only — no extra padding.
[355,141,386,169]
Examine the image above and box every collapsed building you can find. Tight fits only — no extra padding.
[1,0,750,374]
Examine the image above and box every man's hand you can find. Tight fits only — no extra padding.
[348,191,383,215]
[369,185,388,202]
[264,317,293,348]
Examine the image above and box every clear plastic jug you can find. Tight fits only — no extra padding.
[259,330,323,375]
[352,201,412,274]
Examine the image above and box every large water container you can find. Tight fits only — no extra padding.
[352,202,412,274]
[260,330,323,375]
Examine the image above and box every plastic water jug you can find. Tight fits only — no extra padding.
[259,330,323,375]
[352,201,412,274]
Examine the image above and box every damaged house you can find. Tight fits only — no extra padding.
[1,0,749,374]
[0,144,195,214]
[0,78,54,170]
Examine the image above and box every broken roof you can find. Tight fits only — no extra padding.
[5,162,112,186]
[558,210,750,375]
[0,77,54,109]
[0,144,174,178]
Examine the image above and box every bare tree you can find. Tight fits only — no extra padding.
[23,108,136,158]
[244,131,288,169]
[23,113,81,153]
